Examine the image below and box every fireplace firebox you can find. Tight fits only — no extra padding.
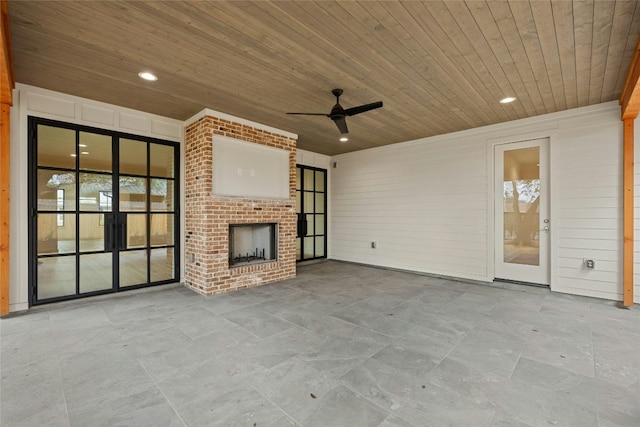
[229,223,277,266]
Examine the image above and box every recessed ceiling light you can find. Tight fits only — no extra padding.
[78,144,87,148]
[499,97,516,104]
[81,151,90,155]
[138,71,158,81]
[70,154,77,157]
[339,136,349,142]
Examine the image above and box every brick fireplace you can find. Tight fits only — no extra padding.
[184,111,297,296]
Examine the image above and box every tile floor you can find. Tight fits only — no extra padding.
[1,261,639,426]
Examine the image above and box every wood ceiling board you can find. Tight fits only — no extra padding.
[7,0,640,155]
[339,2,476,133]
[620,37,640,120]
[552,0,579,110]
[589,1,616,105]
[573,0,594,108]
[486,1,548,116]
[615,3,640,100]
[400,2,498,125]
[465,1,538,117]
[375,1,496,128]
[442,1,526,120]
[524,0,563,112]
[408,1,514,123]
[601,1,638,100]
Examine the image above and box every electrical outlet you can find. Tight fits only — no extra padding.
[371,242,376,249]
[584,259,595,269]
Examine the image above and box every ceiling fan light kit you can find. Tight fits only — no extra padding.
[287,89,383,136]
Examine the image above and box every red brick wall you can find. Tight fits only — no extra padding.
[184,115,297,295]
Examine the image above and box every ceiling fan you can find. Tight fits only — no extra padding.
[286,89,383,134]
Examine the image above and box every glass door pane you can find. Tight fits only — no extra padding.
[150,248,174,282]
[117,139,178,287]
[120,250,148,287]
[31,118,180,305]
[79,132,112,172]
[120,139,147,175]
[150,144,174,178]
[502,147,540,266]
[119,177,147,211]
[80,254,112,293]
[37,256,76,300]
[37,125,75,168]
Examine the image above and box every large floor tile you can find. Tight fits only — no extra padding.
[0,360,69,427]
[302,385,389,427]
[221,306,295,339]
[2,260,638,427]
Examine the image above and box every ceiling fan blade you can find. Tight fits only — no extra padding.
[343,101,383,117]
[333,116,349,134]
[286,112,329,116]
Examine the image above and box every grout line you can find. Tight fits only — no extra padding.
[52,310,72,427]
[242,380,304,426]
[138,359,188,427]
[55,360,72,427]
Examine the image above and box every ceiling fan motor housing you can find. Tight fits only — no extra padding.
[287,88,382,135]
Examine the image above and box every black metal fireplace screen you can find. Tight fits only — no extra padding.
[229,223,277,266]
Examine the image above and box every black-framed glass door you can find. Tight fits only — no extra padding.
[296,165,327,261]
[29,117,180,305]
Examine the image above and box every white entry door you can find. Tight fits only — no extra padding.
[495,138,550,285]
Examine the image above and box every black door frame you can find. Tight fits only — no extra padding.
[296,164,328,262]
[28,116,180,306]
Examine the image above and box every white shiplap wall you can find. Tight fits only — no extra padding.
[330,134,487,281]
[554,119,622,300]
[331,101,638,302]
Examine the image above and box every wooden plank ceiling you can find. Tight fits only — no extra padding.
[8,0,640,155]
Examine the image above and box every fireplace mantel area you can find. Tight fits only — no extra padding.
[184,110,297,296]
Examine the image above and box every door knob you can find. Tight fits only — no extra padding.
[540,225,549,233]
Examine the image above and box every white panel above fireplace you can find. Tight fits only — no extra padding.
[213,135,289,199]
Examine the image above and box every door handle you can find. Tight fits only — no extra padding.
[296,214,303,238]
[104,214,115,251]
[118,213,128,250]
[540,225,550,233]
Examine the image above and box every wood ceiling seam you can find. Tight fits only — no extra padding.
[573,0,594,108]
[255,3,424,145]
[400,1,502,124]
[600,1,637,102]
[313,1,460,136]
[613,1,640,100]
[346,1,482,131]
[443,0,525,122]
[588,0,616,105]
[551,0,579,110]
[526,0,564,113]
[418,1,512,123]
[485,1,547,116]
[8,0,640,155]
[465,1,538,118]
[372,1,491,129]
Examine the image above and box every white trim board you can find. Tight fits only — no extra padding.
[185,108,298,140]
